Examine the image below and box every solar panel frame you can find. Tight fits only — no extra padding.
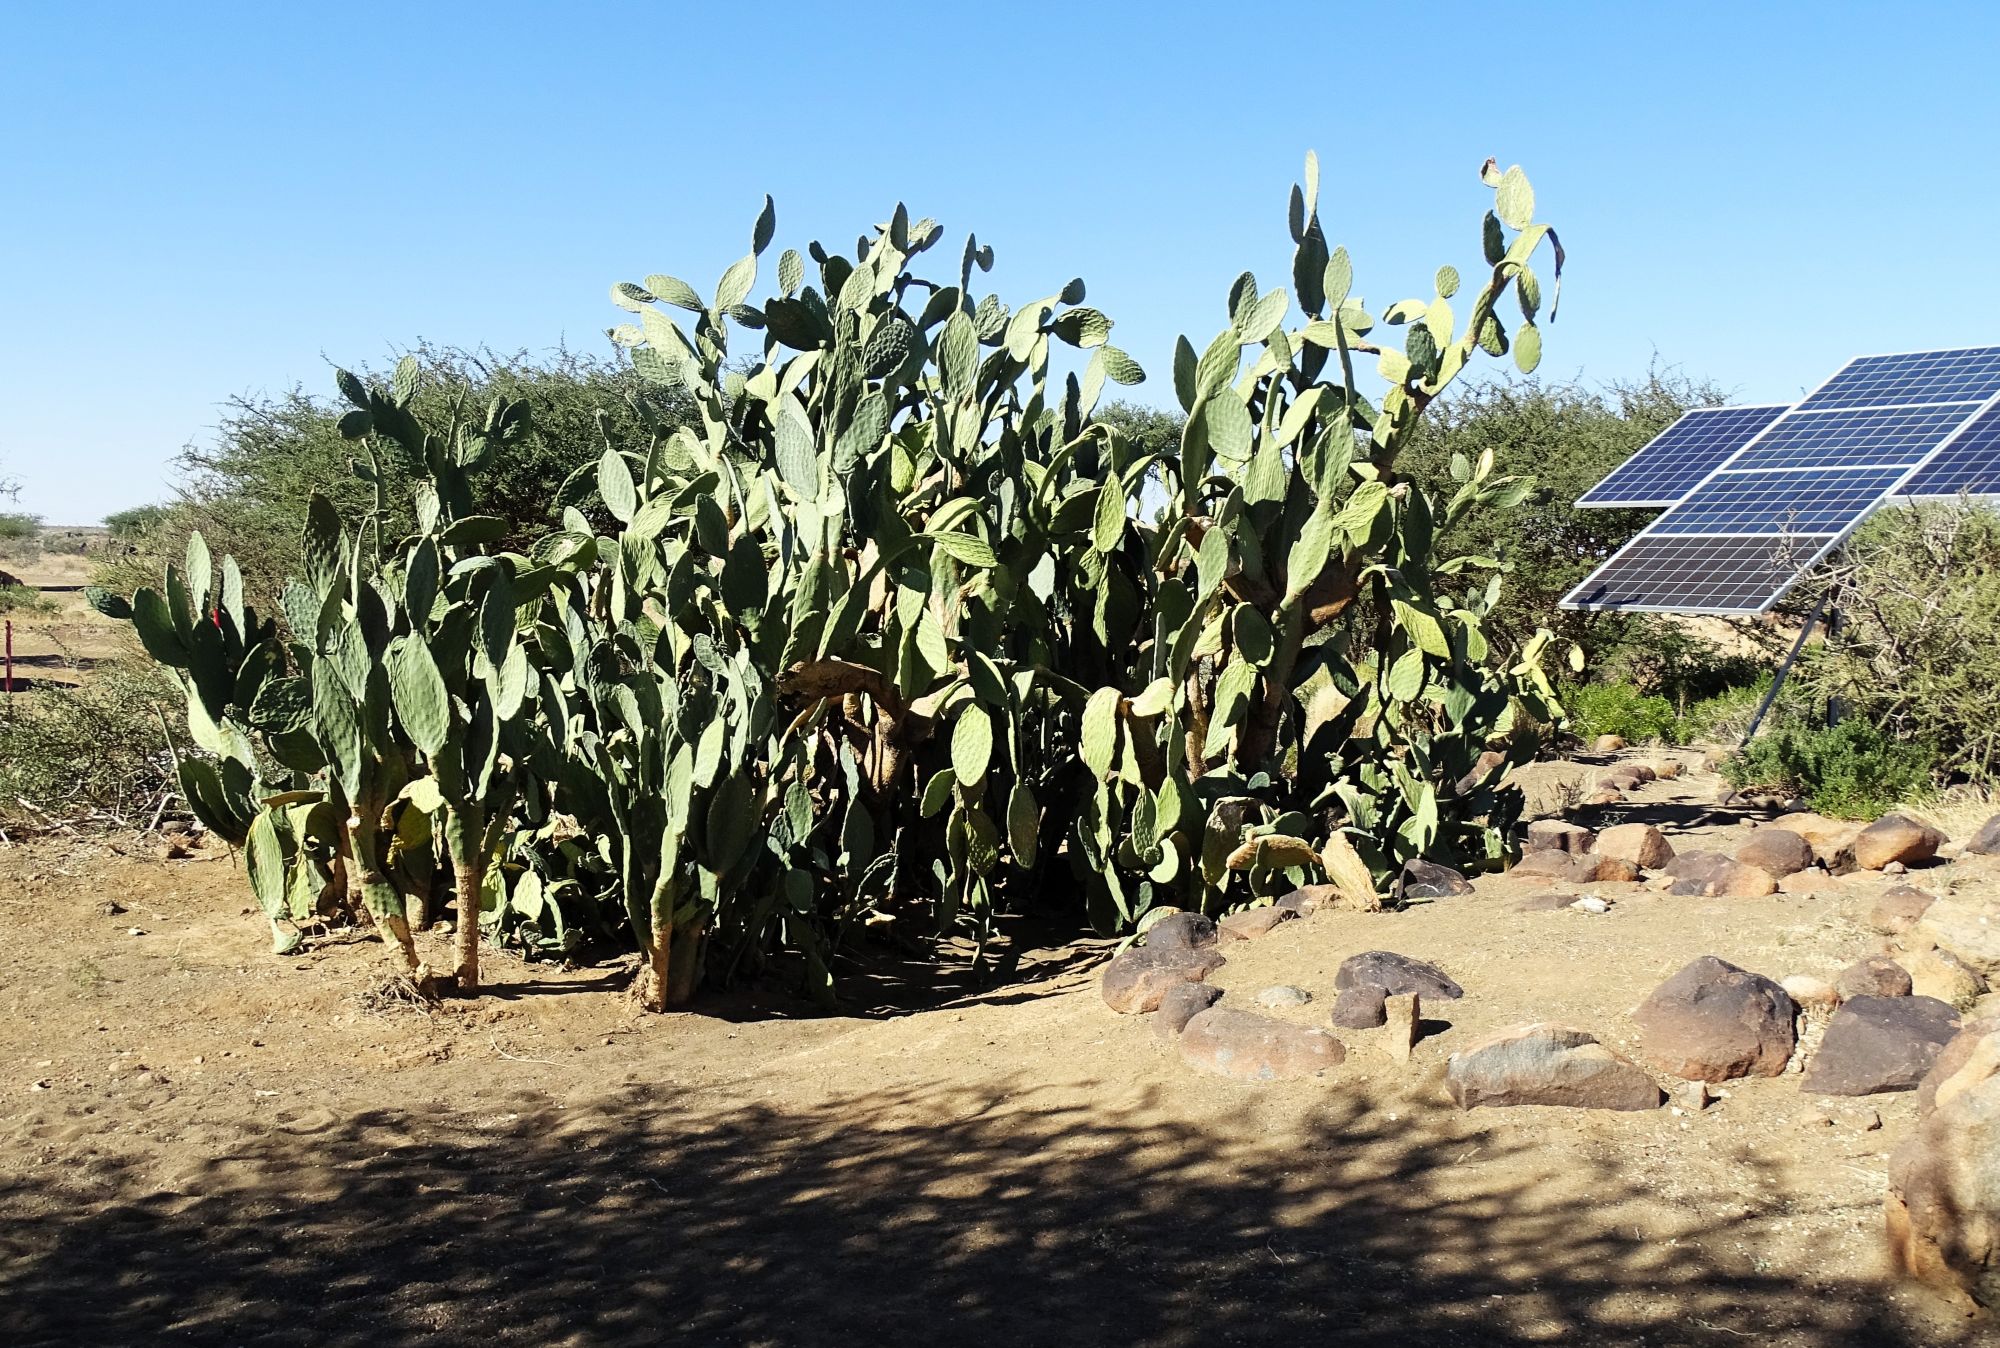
[1573,403,1790,508]
[1562,358,2000,616]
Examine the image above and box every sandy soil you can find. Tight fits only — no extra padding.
[0,759,1988,1347]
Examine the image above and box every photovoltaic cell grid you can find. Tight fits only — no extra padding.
[1562,346,2000,615]
[1797,346,2000,410]
[1900,401,2000,498]
[1648,467,1910,534]
[1559,536,1827,613]
[1573,404,1786,507]
[1730,404,1977,471]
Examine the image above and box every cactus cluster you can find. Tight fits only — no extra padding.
[94,156,1565,1005]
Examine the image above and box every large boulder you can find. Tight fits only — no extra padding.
[1595,822,1674,870]
[1911,946,1989,1012]
[1445,1022,1663,1111]
[1847,814,1945,872]
[1217,906,1295,942]
[1737,828,1816,878]
[1872,885,1940,936]
[1178,1008,1345,1082]
[1803,995,1960,1096]
[1331,951,1464,1030]
[1153,982,1223,1039]
[1916,1017,2000,1116]
[1764,812,1864,865]
[1524,819,1595,855]
[1400,858,1474,900]
[1663,852,1777,898]
[1836,955,1913,1001]
[1101,943,1227,1014]
[1912,898,2000,981]
[1965,813,2000,857]
[1633,956,1798,1081]
[1886,1070,2000,1310]
[1335,950,1464,1000]
[1513,851,1640,885]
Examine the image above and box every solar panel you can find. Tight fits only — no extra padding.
[1573,404,1786,508]
[1563,347,2000,614]
[1559,536,1828,614]
[1797,346,2000,411]
[1729,404,1976,471]
[1898,401,2000,498]
[1650,467,1911,534]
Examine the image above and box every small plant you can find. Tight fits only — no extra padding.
[0,585,58,617]
[1724,718,1932,819]
[1560,680,1678,745]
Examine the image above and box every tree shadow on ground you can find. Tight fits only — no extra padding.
[0,1076,1966,1348]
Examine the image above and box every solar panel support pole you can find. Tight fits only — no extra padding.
[1739,590,1832,748]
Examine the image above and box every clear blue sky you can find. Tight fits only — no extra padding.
[5,1,1998,523]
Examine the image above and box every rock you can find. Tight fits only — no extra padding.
[1803,995,1960,1095]
[1516,891,1581,913]
[1777,867,1834,896]
[1916,1018,2000,1116]
[1593,734,1628,753]
[1634,956,1798,1082]
[1765,812,1865,865]
[1329,985,1388,1028]
[1143,911,1219,952]
[1886,861,1909,875]
[1275,885,1327,917]
[1101,944,1228,1014]
[1380,993,1420,1062]
[1848,814,1945,872]
[1886,1071,2000,1310]
[1780,974,1840,1011]
[1453,748,1508,797]
[1524,820,1595,855]
[1178,1008,1345,1082]
[1445,1022,1663,1111]
[1256,984,1311,1010]
[157,837,190,861]
[1400,858,1474,900]
[1274,880,1378,914]
[1152,982,1223,1039]
[98,900,127,918]
[1674,1079,1712,1112]
[1910,947,1989,1013]
[1571,895,1611,914]
[1836,956,1913,1001]
[1664,852,1778,898]
[1737,828,1816,878]
[1595,822,1675,870]
[1871,885,1939,935]
[1966,813,2000,857]
[1335,950,1465,1002]
[1514,851,1640,884]
[1912,898,2000,980]
[1218,907,1295,942]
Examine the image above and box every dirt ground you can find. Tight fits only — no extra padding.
[1,548,116,691]
[0,759,1989,1347]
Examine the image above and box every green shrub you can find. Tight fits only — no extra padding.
[0,585,58,617]
[1561,681,1679,744]
[1676,674,1772,745]
[0,661,179,827]
[1792,503,2000,783]
[1723,718,1931,819]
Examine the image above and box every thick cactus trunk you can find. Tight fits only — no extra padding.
[346,812,431,993]
[444,804,486,995]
